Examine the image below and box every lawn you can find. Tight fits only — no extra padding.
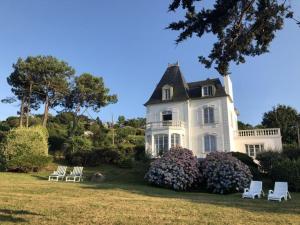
[0,163,299,225]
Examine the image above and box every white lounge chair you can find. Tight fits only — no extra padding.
[65,167,83,182]
[242,181,264,199]
[268,182,292,202]
[48,166,67,181]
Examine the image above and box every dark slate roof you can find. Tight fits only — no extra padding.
[144,64,227,106]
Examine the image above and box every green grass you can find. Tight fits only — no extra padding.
[0,163,299,225]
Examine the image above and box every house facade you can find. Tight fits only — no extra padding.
[144,63,282,158]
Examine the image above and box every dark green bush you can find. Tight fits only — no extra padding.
[1,126,50,172]
[117,156,134,169]
[256,151,284,174]
[231,152,261,179]
[48,135,67,152]
[270,158,300,191]
[282,148,300,160]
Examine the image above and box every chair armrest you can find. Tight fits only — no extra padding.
[244,188,249,193]
[287,191,292,199]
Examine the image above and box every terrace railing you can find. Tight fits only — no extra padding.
[146,120,185,130]
[237,128,281,137]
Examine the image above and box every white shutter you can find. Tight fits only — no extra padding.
[214,106,219,124]
[197,108,203,125]
[172,110,179,121]
[155,112,160,122]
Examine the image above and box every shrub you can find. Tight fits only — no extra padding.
[202,152,252,194]
[1,126,50,172]
[144,147,201,191]
[270,158,300,192]
[65,135,93,154]
[231,152,261,179]
[64,135,93,165]
[256,151,284,174]
[88,147,122,166]
[117,156,134,169]
[282,148,300,160]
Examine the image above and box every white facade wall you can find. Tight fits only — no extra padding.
[145,75,282,158]
[145,96,238,158]
[234,136,282,153]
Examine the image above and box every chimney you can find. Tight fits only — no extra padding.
[224,75,234,101]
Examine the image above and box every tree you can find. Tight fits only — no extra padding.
[262,104,300,144]
[238,121,253,130]
[32,56,75,127]
[167,0,297,76]
[5,58,41,127]
[117,115,126,127]
[64,73,117,136]
[4,56,75,127]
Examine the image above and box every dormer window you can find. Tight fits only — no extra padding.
[162,85,173,101]
[202,85,214,97]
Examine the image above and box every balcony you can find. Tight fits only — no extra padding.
[237,128,281,137]
[146,120,185,130]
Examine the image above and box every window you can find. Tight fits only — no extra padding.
[202,86,214,96]
[204,107,215,124]
[245,144,264,158]
[204,134,217,152]
[164,89,171,100]
[154,134,168,156]
[162,85,173,100]
[162,111,172,121]
[171,133,180,148]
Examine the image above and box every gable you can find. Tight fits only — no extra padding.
[144,64,228,106]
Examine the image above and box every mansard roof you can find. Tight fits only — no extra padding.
[144,64,227,106]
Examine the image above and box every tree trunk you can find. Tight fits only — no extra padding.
[19,95,25,127]
[42,94,49,127]
[26,82,33,128]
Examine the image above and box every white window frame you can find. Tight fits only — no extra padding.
[245,144,264,158]
[162,85,173,101]
[203,106,215,124]
[203,134,217,153]
[154,134,168,156]
[202,85,214,97]
[171,133,181,148]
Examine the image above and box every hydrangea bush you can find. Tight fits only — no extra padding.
[202,152,252,194]
[145,147,201,191]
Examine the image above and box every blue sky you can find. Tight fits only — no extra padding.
[0,0,299,125]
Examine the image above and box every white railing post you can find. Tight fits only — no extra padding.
[237,128,280,137]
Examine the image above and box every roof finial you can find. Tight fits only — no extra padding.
[168,61,180,67]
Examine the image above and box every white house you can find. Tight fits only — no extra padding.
[144,63,282,158]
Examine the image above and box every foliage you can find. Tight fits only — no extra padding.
[237,121,253,130]
[65,135,93,154]
[0,126,50,172]
[167,0,294,75]
[231,152,261,179]
[256,151,284,174]
[270,158,300,191]
[117,156,135,169]
[262,104,300,144]
[282,148,300,160]
[5,56,75,127]
[145,147,200,191]
[202,152,252,194]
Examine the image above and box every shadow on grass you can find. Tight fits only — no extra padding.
[0,209,42,223]
[80,181,300,216]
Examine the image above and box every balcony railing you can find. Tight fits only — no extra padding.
[237,128,281,137]
[146,120,185,130]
